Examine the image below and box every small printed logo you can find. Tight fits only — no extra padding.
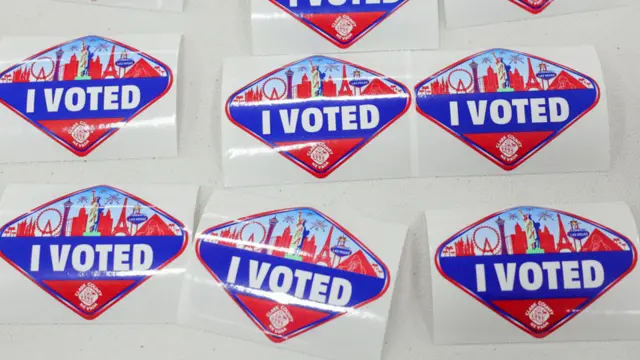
[415,49,600,171]
[0,35,173,156]
[269,0,408,48]
[0,185,188,320]
[196,208,390,342]
[268,305,295,334]
[76,282,103,311]
[436,206,636,338]
[510,0,554,14]
[227,55,410,178]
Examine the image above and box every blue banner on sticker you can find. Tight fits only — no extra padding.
[196,208,389,342]
[269,0,408,48]
[226,55,410,178]
[510,0,554,14]
[0,186,187,320]
[436,206,636,338]
[0,36,173,156]
[415,49,599,171]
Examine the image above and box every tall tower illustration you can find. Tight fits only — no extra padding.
[102,45,119,79]
[112,198,131,236]
[496,217,508,255]
[61,198,73,237]
[470,60,480,94]
[54,48,64,82]
[338,65,353,97]
[556,214,576,253]
[285,68,294,99]
[315,226,334,267]
[525,58,542,91]
[262,215,279,254]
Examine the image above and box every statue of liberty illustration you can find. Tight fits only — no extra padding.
[75,40,94,81]
[493,53,513,93]
[309,59,325,98]
[83,190,104,236]
[520,210,544,254]
[286,211,310,261]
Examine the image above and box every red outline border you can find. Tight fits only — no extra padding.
[509,0,554,14]
[414,48,601,171]
[0,185,189,320]
[434,206,638,339]
[195,207,391,343]
[226,55,412,179]
[0,35,174,157]
[267,0,410,49]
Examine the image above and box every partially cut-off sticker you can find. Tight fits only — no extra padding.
[0,35,173,157]
[268,0,409,49]
[196,208,389,342]
[435,206,637,338]
[415,49,599,171]
[0,185,187,320]
[510,0,554,14]
[226,55,410,179]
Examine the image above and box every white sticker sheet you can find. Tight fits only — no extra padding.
[221,51,414,187]
[425,202,640,344]
[0,183,198,324]
[251,0,439,55]
[53,0,184,12]
[413,46,610,177]
[445,0,632,28]
[0,34,181,164]
[178,190,408,360]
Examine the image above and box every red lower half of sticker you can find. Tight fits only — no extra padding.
[275,138,363,175]
[492,297,588,335]
[236,293,333,342]
[302,12,386,43]
[465,131,554,165]
[43,279,137,318]
[38,118,124,151]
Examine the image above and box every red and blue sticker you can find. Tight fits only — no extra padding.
[0,185,187,320]
[510,0,554,14]
[226,55,410,178]
[269,0,409,48]
[415,49,600,171]
[196,208,389,342]
[0,35,173,156]
[436,206,637,338]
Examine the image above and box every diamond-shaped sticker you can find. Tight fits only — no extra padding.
[510,0,554,14]
[0,185,187,320]
[269,0,409,48]
[226,55,410,178]
[435,206,637,338]
[0,35,173,156]
[415,48,600,171]
[196,208,390,342]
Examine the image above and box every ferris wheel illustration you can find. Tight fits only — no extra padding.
[448,69,474,94]
[240,221,267,250]
[262,77,287,101]
[30,57,56,82]
[36,208,63,236]
[473,226,501,255]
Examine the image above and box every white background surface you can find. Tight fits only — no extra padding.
[1,0,640,359]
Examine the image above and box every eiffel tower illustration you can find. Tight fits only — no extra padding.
[112,198,131,236]
[102,45,119,79]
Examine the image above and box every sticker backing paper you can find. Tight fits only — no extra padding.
[179,190,408,360]
[0,183,197,323]
[426,202,640,344]
[0,34,181,163]
[54,0,184,12]
[251,0,439,55]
